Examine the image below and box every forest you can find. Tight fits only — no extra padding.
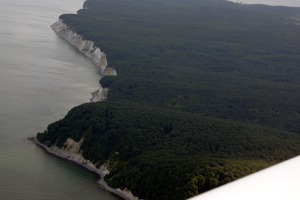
[38,0,300,199]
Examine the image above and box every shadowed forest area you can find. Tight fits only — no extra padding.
[38,0,300,199]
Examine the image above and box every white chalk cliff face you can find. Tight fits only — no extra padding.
[34,138,139,200]
[51,20,116,102]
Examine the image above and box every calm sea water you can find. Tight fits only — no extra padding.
[228,0,300,7]
[0,0,118,199]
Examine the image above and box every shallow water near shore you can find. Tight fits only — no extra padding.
[0,0,118,199]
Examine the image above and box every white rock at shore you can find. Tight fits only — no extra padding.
[34,137,139,200]
[51,20,117,102]
[40,20,138,199]
[51,20,117,75]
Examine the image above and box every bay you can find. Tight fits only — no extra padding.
[0,0,118,199]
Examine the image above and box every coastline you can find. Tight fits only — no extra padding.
[39,18,139,200]
[32,137,139,200]
[50,19,116,102]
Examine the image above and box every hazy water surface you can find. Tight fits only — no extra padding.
[0,0,118,199]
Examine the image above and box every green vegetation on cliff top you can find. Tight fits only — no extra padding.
[37,102,300,199]
[38,0,300,199]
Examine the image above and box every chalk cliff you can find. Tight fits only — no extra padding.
[51,20,116,102]
[47,20,140,200]
[34,138,139,200]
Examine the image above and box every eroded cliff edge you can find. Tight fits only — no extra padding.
[43,20,139,200]
[51,20,116,102]
[33,137,139,200]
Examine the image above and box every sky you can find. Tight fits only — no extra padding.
[228,0,300,7]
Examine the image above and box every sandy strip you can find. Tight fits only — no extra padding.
[31,137,139,200]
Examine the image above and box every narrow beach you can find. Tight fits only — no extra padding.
[32,137,138,200]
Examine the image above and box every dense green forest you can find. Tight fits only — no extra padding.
[37,102,300,199]
[38,0,300,199]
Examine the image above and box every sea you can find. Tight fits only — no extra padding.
[0,0,298,200]
[0,0,118,199]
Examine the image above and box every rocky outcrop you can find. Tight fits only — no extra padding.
[51,20,116,102]
[34,137,139,200]
[90,87,109,102]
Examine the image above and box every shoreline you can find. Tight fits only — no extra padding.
[31,137,139,200]
[42,11,139,200]
[50,19,116,102]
